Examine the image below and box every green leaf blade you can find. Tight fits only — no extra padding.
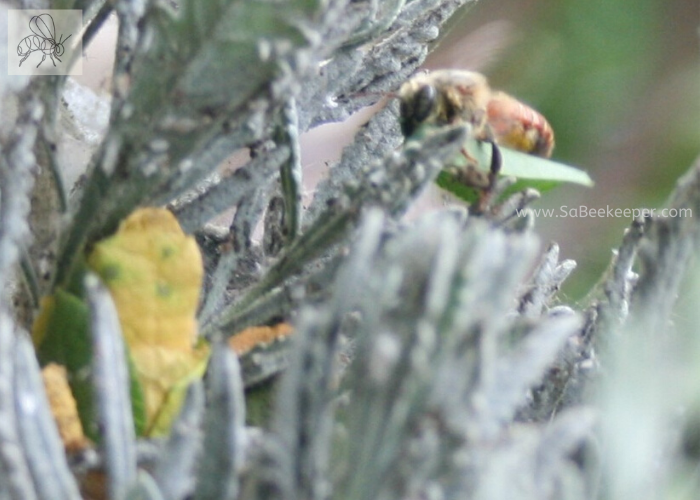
[437,138,594,203]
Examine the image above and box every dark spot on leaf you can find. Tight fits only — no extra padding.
[161,245,175,259]
[101,264,121,281]
[156,282,173,298]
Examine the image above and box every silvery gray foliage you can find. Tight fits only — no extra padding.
[86,274,137,500]
[2,0,700,499]
[0,312,81,500]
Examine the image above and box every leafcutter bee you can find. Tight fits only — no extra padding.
[398,70,555,196]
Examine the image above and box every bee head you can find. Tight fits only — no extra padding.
[398,83,437,137]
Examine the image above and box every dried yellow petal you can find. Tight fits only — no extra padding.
[228,323,294,355]
[41,363,90,452]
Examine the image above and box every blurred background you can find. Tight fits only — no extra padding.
[426,0,700,299]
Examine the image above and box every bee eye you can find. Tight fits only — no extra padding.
[400,84,437,137]
[413,85,437,123]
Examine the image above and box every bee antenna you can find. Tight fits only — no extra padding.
[352,90,387,99]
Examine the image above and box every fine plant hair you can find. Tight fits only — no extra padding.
[1,0,700,499]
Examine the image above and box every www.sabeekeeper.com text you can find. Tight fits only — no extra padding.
[515,206,693,219]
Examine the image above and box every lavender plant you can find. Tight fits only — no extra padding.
[1,0,700,499]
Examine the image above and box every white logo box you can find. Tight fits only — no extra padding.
[7,9,82,76]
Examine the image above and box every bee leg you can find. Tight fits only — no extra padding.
[487,140,502,190]
[473,141,502,214]
[460,147,477,165]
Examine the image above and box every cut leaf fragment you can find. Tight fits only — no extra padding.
[436,137,594,204]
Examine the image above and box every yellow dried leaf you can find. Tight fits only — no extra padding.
[87,208,203,350]
[131,342,209,435]
[87,207,209,436]
[41,363,90,452]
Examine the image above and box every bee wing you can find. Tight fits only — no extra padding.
[423,20,514,73]
[29,14,56,40]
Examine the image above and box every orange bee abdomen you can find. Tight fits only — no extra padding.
[486,91,555,158]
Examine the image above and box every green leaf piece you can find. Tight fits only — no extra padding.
[32,284,147,441]
[436,138,594,203]
[126,349,148,437]
[33,289,96,440]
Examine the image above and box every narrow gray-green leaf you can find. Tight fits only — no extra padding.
[86,273,137,500]
[277,98,303,243]
[193,343,245,500]
[0,312,38,500]
[126,471,165,500]
[153,382,205,500]
[487,315,582,425]
[174,147,290,233]
[14,334,82,500]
